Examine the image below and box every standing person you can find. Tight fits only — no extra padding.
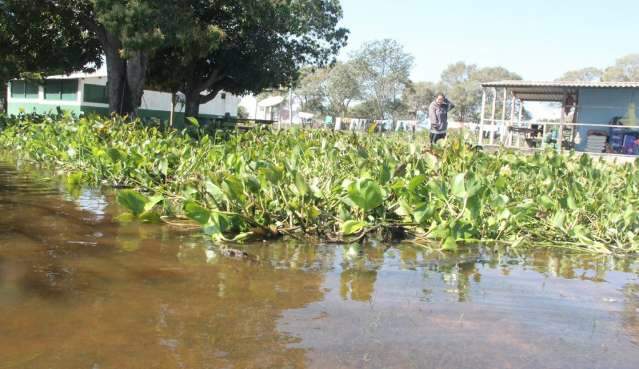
[428,93,455,145]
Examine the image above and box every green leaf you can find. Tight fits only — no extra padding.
[294,172,310,196]
[144,195,164,212]
[66,171,83,187]
[185,116,200,127]
[107,148,124,162]
[158,158,168,176]
[117,190,147,217]
[451,173,467,198]
[408,175,427,193]
[222,176,244,201]
[347,179,384,212]
[540,195,555,209]
[341,220,368,235]
[231,232,253,243]
[205,181,226,204]
[244,175,261,194]
[184,201,210,225]
[567,196,578,210]
[442,236,458,252]
[551,210,566,230]
[412,202,433,224]
[139,210,161,223]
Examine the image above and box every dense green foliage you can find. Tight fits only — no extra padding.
[1,115,638,254]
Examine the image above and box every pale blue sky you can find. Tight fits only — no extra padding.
[338,0,639,82]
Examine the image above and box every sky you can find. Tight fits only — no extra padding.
[338,0,639,82]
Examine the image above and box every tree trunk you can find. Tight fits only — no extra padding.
[99,28,134,116]
[0,81,6,114]
[125,51,148,119]
[185,92,201,117]
[96,27,147,118]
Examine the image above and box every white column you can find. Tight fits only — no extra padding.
[516,100,523,148]
[500,88,507,145]
[508,92,516,147]
[490,88,497,145]
[479,88,486,145]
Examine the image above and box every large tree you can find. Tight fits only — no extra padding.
[556,67,603,82]
[400,81,437,117]
[602,54,639,82]
[439,63,521,122]
[7,0,217,117]
[0,0,102,111]
[295,62,361,117]
[351,39,414,119]
[147,0,349,117]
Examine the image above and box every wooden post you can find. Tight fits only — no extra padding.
[479,88,486,145]
[490,88,497,145]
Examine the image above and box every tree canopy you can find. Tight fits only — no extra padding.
[2,0,348,118]
[557,67,603,82]
[351,39,414,119]
[147,0,349,116]
[0,0,102,82]
[439,63,522,122]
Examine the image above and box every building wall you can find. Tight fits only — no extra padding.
[576,88,639,150]
[7,77,241,124]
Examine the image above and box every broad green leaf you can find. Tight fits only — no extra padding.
[66,172,83,187]
[551,210,566,230]
[442,236,458,252]
[294,172,310,196]
[205,181,226,204]
[184,201,210,225]
[408,175,427,193]
[540,195,554,209]
[222,176,244,201]
[117,190,147,217]
[158,159,168,176]
[210,212,231,233]
[139,210,161,223]
[451,173,466,198]
[107,148,124,162]
[185,116,200,127]
[347,179,384,212]
[567,196,578,210]
[341,220,368,235]
[144,195,164,212]
[244,175,261,194]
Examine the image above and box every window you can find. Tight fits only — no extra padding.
[221,93,226,100]
[45,79,78,101]
[84,84,108,104]
[10,80,39,99]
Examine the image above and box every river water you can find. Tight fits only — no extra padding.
[0,160,638,369]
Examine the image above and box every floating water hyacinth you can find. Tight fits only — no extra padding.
[1,113,638,255]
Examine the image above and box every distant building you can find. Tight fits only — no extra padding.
[6,71,241,126]
[478,80,639,157]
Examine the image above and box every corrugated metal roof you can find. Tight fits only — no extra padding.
[482,80,639,89]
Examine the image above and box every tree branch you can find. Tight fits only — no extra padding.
[198,87,223,105]
[195,68,224,93]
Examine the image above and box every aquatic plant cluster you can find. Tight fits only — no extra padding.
[1,114,638,254]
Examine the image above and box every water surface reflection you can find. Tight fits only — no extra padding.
[1,161,639,369]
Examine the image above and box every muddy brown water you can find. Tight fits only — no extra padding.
[0,161,638,369]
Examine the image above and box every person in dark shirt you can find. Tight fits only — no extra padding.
[428,93,455,145]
